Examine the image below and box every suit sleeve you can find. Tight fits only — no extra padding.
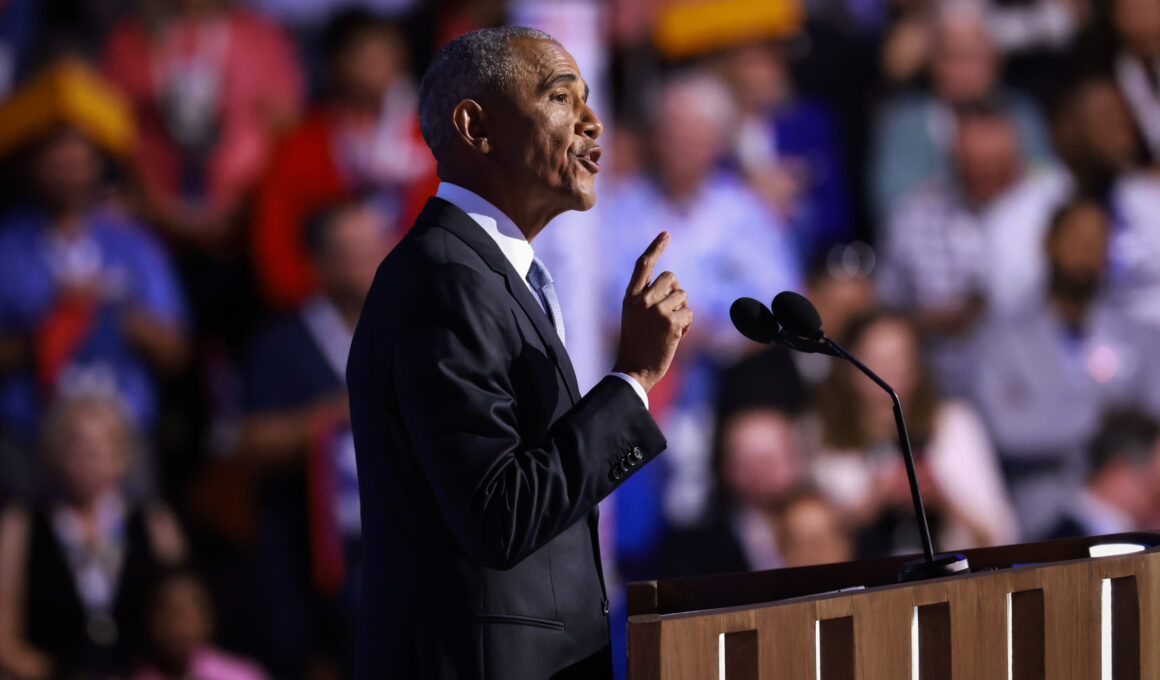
[394,263,666,570]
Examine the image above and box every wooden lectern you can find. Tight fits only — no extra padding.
[626,532,1160,679]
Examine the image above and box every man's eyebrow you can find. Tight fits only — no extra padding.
[541,72,590,102]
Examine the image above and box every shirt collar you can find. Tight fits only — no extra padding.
[1077,489,1134,535]
[435,182,535,281]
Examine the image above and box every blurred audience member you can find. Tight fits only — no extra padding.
[0,127,188,495]
[1049,74,1142,201]
[1044,411,1160,539]
[103,0,303,250]
[869,1,1053,219]
[1110,0,1160,160]
[772,486,854,568]
[604,72,800,359]
[252,8,432,309]
[652,403,808,577]
[814,311,1018,557]
[239,199,390,677]
[972,200,1160,538]
[603,72,801,524]
[712,40,852,262]
[878,103,1067,393]
[0,394,185,680]
[132,568,268,680]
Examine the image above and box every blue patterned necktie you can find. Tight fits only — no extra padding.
[526,255,565,345]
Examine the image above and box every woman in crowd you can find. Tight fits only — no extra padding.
[0,393,185,679]
[811,310,1018,557]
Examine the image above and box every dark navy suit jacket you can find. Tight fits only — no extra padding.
[347,198,666,679]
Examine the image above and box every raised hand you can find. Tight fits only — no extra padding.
[612,232,693,393]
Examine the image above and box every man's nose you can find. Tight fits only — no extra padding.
[577,104,603,140]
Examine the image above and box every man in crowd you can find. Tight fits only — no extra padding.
[347,27,692,678]
[972,199,1160,538]
[877,103,1067,394]
[241,199,391,676]
[601,72,800,525]
[869,1,1053,220]
[1045,411,1160,539]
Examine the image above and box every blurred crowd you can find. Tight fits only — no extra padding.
[1,0,1159,678]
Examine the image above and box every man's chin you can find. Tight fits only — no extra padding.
[566,183,598,211]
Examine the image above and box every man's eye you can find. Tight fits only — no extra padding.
[553,93,568,103]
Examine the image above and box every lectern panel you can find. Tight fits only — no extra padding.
[627,534,1160,680]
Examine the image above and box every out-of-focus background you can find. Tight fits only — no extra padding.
[0,0,1159,677]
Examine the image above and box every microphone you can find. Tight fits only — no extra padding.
[771,291,822,340]
[733,292,970,582]
[729,298,778,344]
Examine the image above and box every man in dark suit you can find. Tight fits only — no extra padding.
[346,27,693,679]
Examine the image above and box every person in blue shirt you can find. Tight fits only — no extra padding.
[713,40,854,264]
[0,127,189,496]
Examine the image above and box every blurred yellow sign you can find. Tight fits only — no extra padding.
[653,0,804,59]
[0,59,134,159]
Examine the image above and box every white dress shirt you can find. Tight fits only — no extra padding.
[435,182,648,407]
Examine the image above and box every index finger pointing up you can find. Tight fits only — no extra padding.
[628,232,670,296]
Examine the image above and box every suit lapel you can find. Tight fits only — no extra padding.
[414,198,583,403]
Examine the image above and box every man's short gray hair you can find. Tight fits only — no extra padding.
[419,26,557,158]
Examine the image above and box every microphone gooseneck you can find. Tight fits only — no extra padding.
[729,292,970,582]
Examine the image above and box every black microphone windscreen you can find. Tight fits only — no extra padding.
[730,298,778,344]
[771,291,823,339]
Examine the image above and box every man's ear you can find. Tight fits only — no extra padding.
[452,99,491,154]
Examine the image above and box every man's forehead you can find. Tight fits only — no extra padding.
[511,38,585,89]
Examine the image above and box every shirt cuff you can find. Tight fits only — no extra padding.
[608,372,649,409]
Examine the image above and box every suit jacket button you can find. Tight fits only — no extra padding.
[619,459,631,473]
[631,447,643,462]
[610,467,623,481]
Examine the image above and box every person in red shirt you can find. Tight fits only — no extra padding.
[251,9,435,310]
[102,0,304,250]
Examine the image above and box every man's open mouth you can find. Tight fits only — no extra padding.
[573,146,602,173]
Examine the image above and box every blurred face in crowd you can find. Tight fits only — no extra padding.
[650,77,732,200]
[1047,202,1108,303]
[775,495,853,568]
[315,204,393,311]
[722,409,805,511]
[1113,0,1160,58]
[851,318,921,407]
[954,113,1022,205]
[930,12,998,104]
[147,576,213,672]
[334,26,408,108]
[1055,81,1138,175]
[477,38,603,217]
[47,400,131,506]
[714,42,789,116]
[32,129,101,217]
